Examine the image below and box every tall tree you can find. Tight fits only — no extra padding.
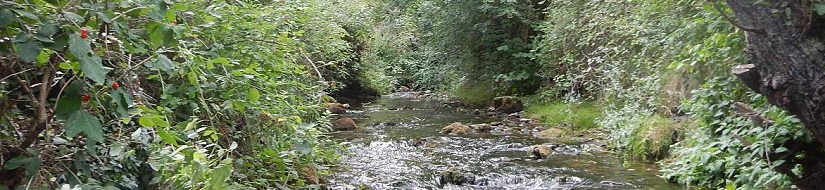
[725,1,825,189]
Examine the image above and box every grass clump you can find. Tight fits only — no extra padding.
[628,115,679,161]
[524,100,601,131]
[452,80,498,107]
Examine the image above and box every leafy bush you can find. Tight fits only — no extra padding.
[662,77,810,189]
[0,0,357,189]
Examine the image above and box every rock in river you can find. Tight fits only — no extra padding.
[471,124,493,132]
[325,103,348,114]
[333,117,357,131]
[439,167,479,186]
[440,122,472,135]
[531,145,552,159]
[493,96,523,113]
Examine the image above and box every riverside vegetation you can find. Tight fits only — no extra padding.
[2,0,825,189]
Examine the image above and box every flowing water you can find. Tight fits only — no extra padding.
[328,93,680,189]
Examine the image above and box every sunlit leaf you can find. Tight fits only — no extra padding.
[139,116,155,127]
[247,88,260,102]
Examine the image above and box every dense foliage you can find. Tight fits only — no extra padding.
[3,0,823,189]
[0,0,364,189]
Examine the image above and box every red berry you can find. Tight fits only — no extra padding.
[80,28,88,39]
[112,82,120,90]
[172,20,178,25]
[81,94,90,102]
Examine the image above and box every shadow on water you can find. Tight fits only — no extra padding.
[328,93,681,189]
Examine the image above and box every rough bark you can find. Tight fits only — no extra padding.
[725,1,825,189]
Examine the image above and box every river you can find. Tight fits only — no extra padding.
[328,92,679,189]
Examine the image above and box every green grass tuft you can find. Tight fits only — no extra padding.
[452,80,497,107]
[628,115,679,162]
[524,100,601,131]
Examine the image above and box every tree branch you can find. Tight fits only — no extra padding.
[713,1,766,34]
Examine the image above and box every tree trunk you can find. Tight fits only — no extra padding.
[725,1,825,189]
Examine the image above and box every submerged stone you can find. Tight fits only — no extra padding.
[333,117,357,131]
[440,122,472,135]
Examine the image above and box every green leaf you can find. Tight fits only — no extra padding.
[147,22,167,49]
[59,62,72,70]
[39,23,59,37]
[80,56,109,84]
[69,34,110,83]
[11,9,39,21]
[45,33,69,51]
[3,156,40,176]
[66,111,104,143]
[0,9,14,27]
[96,11,113,23]
[247,88,260,102]
[16,40,42,63]
[232,101,246,113]
[55,80,83,119]
[815,3,825,16]
[110,89,131,118]
[208,58,231,66]
[68,34,92,59]
[156,128,178,146]
[208,164,232,190]
[62,11,85,23]
[152,117,169,127]
[3,156,29,169]
[152,54,176,73]
[775,147,789,153]
[36,49,53,65]
[293,140,313,155]
[138,116,155,127]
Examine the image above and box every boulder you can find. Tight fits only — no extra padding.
[471,124,493,132]
[440,122,472,135]
[439,167,477,186]
[397,86,411,92]
[333,117,357,131]
[531,145,552,159]
[492,96,523,113]
[324,103,347,114]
